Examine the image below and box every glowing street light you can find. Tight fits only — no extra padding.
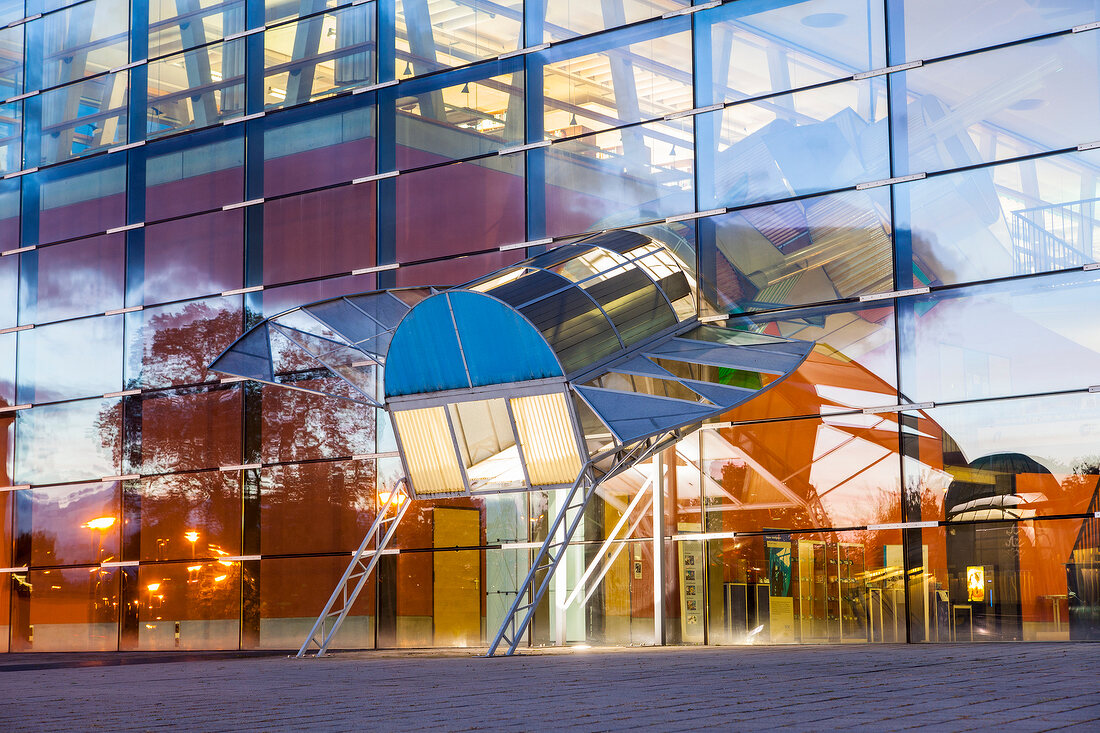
[84,517,116,530]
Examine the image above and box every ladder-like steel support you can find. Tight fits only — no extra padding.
[296,480,411,658]
[486,433,679,657]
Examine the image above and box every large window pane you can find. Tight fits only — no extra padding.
[900,270,1100,404]
[12,568,118,651]
[35,143,126,244]
[32,234,125,323]
[544,0,687,43]
[395,58,524,166]
[894,0,1100,63]
[260,383,375,463]
[259,271,377,315]
[34,70,129,166]
[539,118,693,238]
[698,0,886,106]
[539,21,692,136]
[17,315,124,403]
[18,481,122,566]
[702,76,888,209]
[145,126,244,221]
[0,176,18,244]
[148,39,246,137]
[0,252,17,329]
[259,555,374,649]
[263,100,374,197]
[898,149,1100,288]
[396,0,520,73]
[126,296,243,389]
[263,3,374,109]
[136,562,241,649]
[143,210,244,305]
[0,100,20,175]
[137,470,242,562]
[14,398,122,485]
[700,187,893,312]
[395,156,524,261]
[149,0,246,58]
[34,0,129,89]
[264,0,355,26]
[0,332,13,405]
[260,459,375,555]
[131,386,243,474]
[394,250,522,287]
[895,33,1100,177]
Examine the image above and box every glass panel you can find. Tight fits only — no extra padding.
[0,412,12,486]
[540,118,694,238]
[131,387,243,474]
[35,69,128,166]
[0,23,21,100]
[260,271,377,315]
[33,233,125,323]
[518,287,621,374]
[17,315,124,403]
[0,1,21,25]
[701,187,893,311]
[138,470,241,561]
[395,156,524,262]
[34,0,129,89]
[393,250,522,287]
[263,100,374,197]
[14,398,122,486]
[0,252,17,329]
[903,393,1100,523]
[264,0,355,26]
[895,0,1100,63]
[698,0,886,106]
[126,296,243,389]
[909,517,1093,642]
[395,0,521,73]
[147,39,246,137]
[899,149,1100,289]
[0,176,17,244]
[259,555,374,649]
[511,392,582,486]
[704,528,903,644]
[149,0,246,58]
[393,406,465,495]
[724,301,898,418]
[901,269,1100,404]
[540,23,692,135]
[260,460,375,555]
[260,382,375,463]
[544,0,688,43]
[703,76,888,209]
[143,210,244,305]
[0,100,20,175]
[895,33,1100,178]
[263,3,374,109]
[263,184,376,283]
[20,481,121,565]
[447,399,523,492]
[136,562,240,649]
[395,60,524,166]
[14,568,118,651]
[145,126,244,220]
[0,332,13,405]
[36,150,126,244]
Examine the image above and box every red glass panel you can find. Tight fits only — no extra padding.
[13,568,119,651]
[136,387,243,474]
[24,481,122,566]
[260,460,376,555]
[260,272,376,316]
[145,136,245,221]
[144,210,244,305]
[259,556,374,649]
[34,234,125,323]
[138,471,242,562]
[128,296,243,389]
[136,562,240,650]
[261,383,375,463]
[38,166,126,244]
[395,250,522,287]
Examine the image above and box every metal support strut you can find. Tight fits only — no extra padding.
[296,479,411,658]
[486,433,679,657]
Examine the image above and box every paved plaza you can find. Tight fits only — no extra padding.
[1,643,1098,731]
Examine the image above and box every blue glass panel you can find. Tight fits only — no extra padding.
[383,293,470,397]
[449,291,563,387]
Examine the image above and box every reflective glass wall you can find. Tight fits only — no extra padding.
[2,0,1100,651]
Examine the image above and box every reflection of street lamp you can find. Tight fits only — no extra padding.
[184,530,199,559]
[83,517,117,564]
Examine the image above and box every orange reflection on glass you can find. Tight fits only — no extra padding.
[84,516,116,530]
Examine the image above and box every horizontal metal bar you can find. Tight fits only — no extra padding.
[858,285,930,302]
[1085,263,1100,271]
[220,285,263,296]
[108,140,147,154]
[352,79,399,95]
[223,26,266,42]
[852,59,923,80]
[673,530,737,542]
[351,262,399,275]
[219,463,262,472]
[498,42,550,59]
[0,403,31,413]
[219,554,261,562]
[104,305,143,316]
[1,245,35,256]
[0,324,32,334]
[109,59,147,74]
[3,167,38,179]
[664,103,723,121]
[498,140,551,156]
[106,222,144,234]
[352,170,399,184]
[1095,511,1100,519]
[867,520,939,531]
[220,376,248,384]
[222,198,264,210]
[856,172,926,190]
[698,314,728,323]
[351,451,400,460]
[0,485,30,493]
[5,13,41,28]
[500,236,554,252]
[1089,386,1100,393]
[862,402,935,414]
[222,111,266,125]
[1080,141,1100,152]
[101,474,141,482]
[100,560,139,568]
[103,389,141,398]
[498,541,543,550]
[0,566,29,573]
[4,89,39,103]
[662,1,719,19]
[665,207,727,224]
[1073,20,1100,33]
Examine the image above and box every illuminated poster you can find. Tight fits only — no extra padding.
[967,566,985,602]
[677,523,704,643]
[766,534,794,641]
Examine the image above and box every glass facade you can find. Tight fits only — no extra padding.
[1,0,1099,652]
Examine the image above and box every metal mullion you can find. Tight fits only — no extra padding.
[505,399,533,492]
[442,403,473,496]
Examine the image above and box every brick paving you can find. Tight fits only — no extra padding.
[2,643,1099,731]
